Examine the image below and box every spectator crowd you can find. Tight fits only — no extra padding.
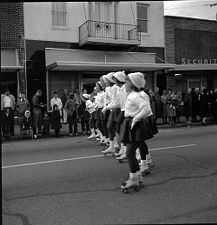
[1,85,217,141]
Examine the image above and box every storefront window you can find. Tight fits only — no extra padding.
[188,79,201,89]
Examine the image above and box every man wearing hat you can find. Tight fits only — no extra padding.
[1,88,16,137]
[32,89,45,139]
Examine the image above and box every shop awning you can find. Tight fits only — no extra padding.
[45,48,175,72]
[175,64,217,71]
[1,48,24,72]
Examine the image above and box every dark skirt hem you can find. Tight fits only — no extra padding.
[119,116,157,143]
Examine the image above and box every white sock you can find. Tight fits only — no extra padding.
[114,136,118,145]
[146,153,151,160]
[130,172,137,179]
[109,140,114,150]
[90,128,95,136]
[96,129,102,137]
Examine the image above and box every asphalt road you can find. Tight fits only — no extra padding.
[2,125,217,225]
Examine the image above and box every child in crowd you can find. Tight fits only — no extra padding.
[43,111,51,137]
[1,107,12,140]
[51,104,62,136]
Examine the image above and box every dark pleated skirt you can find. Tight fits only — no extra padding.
[92,111,97,120]
[102,110,110,121]
[108,108,121,122]
[95,108,103,120]
[147,115,158,135]
[116,110,125,134]
[119,117,154,143]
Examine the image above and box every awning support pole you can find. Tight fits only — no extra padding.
[46,70,49,112]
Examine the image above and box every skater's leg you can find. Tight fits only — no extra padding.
[126,142,140,173]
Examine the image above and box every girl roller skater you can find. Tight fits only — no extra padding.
[101,72,120,155]
[110,71,128,161]
[86,93,97,140]
[119,72,154,193]
[94,81,107,145]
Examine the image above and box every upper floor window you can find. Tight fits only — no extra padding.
[89,2,112,22]
[52,2,67,27]
[137,3,148,33]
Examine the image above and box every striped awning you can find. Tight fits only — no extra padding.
[45,48,175,72]
[1,48,24,71]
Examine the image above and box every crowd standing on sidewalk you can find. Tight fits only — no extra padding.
[1,82,217,141]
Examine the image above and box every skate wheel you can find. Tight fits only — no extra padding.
[119,159,123,163]
[145,170,151,175]
[134,186,140,192]
[142,170,151,177]
[149,163,155,169]
[139,182,144,188]
[123,188,128,194]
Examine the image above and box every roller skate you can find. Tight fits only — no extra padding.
[140,160,151,176]
[146,153,155,169]
[137,171,145,188]
[116,153,127,163]
[121,175,140,194]
[101,141,116,157]
[115,145,125,157]
[88,129,97,140]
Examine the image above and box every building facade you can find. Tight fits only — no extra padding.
[0,2,26,98]
[23,2,175,106]
[165,16,217,91]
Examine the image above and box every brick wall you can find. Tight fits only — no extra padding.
[165,16,217,64]
[0,2,25,94]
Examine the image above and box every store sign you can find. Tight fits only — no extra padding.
[181,58,217,64]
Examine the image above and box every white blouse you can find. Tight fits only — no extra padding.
[86,100,96,114]
[103,86,111,108]
[50,97,63,111]
[124,91,153,121]
[119,84,128,111]
[94,91,105,109]
[106,84,120,110]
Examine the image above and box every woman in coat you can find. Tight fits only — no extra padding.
[165,89,175,126]
[161,90,167,124]
[183,88,192,127]
[199,88,209,126]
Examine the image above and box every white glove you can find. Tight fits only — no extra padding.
[101,107,107,113]
[131,118,138,129]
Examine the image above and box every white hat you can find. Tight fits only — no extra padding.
[82,94,90,99]
[105,72,115,83]
[113,71,126,83]
[97,81,103,89]
[101,75,107,83]
[128,72,146,89]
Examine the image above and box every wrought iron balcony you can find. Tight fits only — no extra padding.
[79,20,141,46]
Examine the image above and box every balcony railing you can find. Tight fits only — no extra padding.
[79,20,141,45]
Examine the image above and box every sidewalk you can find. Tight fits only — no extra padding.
[1,116,216,143]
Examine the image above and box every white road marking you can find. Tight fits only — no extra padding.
[2,144,196,169]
